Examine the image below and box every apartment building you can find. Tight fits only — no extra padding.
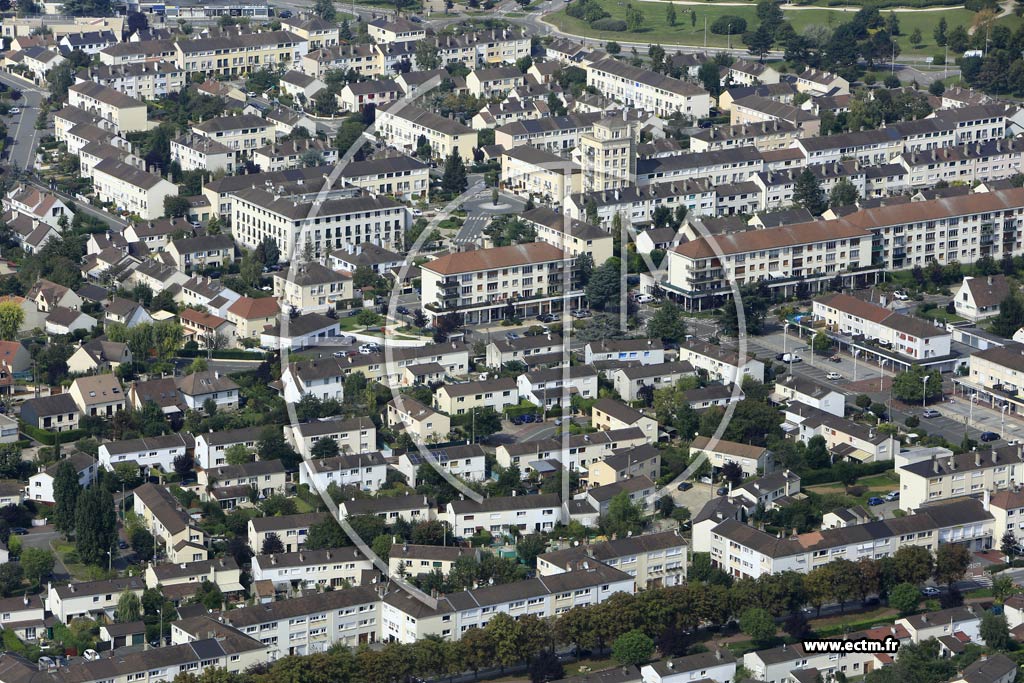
[367,17,426,44]
[327,342,471,387]
[27,452,96,503]
[485,333,564,368]
[591,399,658,442]
[520,207,613,266]
[388,544,480,578]
[434,376,519,415]
[375,102,478,162]
[677,340,765,385]
[636,148,764,189]
[899,447,1024,511]
[643,651,736,683]
[194,426,261,469]
[174,30,308,78]
[198,460,287,503]
[433,26,530,67]
[76,61,186,99]
[47,577,145,625]
[773,374,845,417]
[495,426,647,472]
[339,494,432,524]
[663,219,877,310]
[608,361,695,403]
[898,139,1024,188]
[248,512,329,553]
[472,99,548,130]
[495,111,611,154]
[272,262,354,314]
[251,547,375,591]
[100,38,177,65]
[965,342,1024,415]
[298,451,388,493]
[98,433,193,473]
[170,134,236,174]
[394,444,487,486]
[690,120,802,153]
[565,180,716,230]
[586,58,710,120]
[445,493,562,538]
[386,396,451,442]
[133,483,207,562]
[709,497,992,579]
[690,436,773,478]
[813,292,952,363]
[281,15,340,50]
[421,243,580,325]
[252,138,338,172]
[500,145,581,203]
[221,585,381,658]
[67,81,148,133]
[787,402,896,464]
[91,158,178,220]
[232,188,407,261]
[730,96,820,136]
[752,162,870,212]
[381,562,633,643]
[587,444,661,488]
[300,43,377,78]
[337,155,430,201]
[287,416,377,457]
[538,530,687,588]
[517,365,598,409]
[466,66,525,97]
[192,113,272,153]
[145,557,245,600]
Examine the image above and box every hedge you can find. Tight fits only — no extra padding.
[176,349,271,360]
[591,18,627,30]
[20,424,89,446]
[800,460,894,486]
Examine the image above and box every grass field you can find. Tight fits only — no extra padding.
[545,1,979,55]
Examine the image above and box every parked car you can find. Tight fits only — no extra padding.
[867,496,884,506]
[716,487,728,496]
[9,108,20,115]
[10,527,27,535]
[358,343,379,355]
[571,309,591,319]
[278,9,293,17]
[826,371,842,380]
[677,481,693,491]
[885,491,900,501]
[511,416,523,425]
[505,332,520,341]
[83,650,99,662]
[536,313,556,323]
[981,431,1001,442]
[921,586,941,597]
[922,408,940,418]
[395,305,410,315]
[118,539,128,549]
[635,294,655,304]
[892,290,910,301]
[775,353,801,363]
[553,418,563,426]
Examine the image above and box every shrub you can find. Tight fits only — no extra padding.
[591,17,627,30]
[710,15,746,34]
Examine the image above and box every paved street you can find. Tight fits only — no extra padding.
[0,72,46,172]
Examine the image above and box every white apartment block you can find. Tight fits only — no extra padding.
[76,61,186,100]
[709,497,992,579]
[677,340,765,385]
[394,444,487,486]
[586,58,711,120]
[298,451,388,493]
[174,31,308,78]
[221,585,381,659]
[375,102,478,162]
[338,155,430,201]
[231,188,408,262]
[251,547,375,590]
[495,427,647,473]
[690,436,773,478]
[899,447,1023,511]
[421,243,581,325]
[194,426,261,469]
[98,433,194,472]
[287,416,377,457]
[565,180,716,230]
[171,134,237,174]
[813,293,952,362]
[192,114,273,153]
[538,530,687,589]
[92,158,178,220]
[445,493,562,537]
[47,577,145,625]
[67,81,148,133]
[434,376,520,415]
[516,365,598,409]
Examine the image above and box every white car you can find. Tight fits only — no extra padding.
[826,371,842,380]
[892,290,909,301]
[83,649,100,661]
[8,108,20,115]
[635,293,655,304]
[358,343,380,355]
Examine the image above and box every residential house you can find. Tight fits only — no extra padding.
[247,512,329,554]
[176,370,241,412]
[386,396,451,442]
[68,374,125,417]
[20,393,80,432]
[955,275,1011,322]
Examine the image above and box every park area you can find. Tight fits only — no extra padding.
[545,0,1018,56]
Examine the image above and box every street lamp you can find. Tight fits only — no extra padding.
[783,322,789,358]
[879,358,886,392]
[970,394,978,427]
[922,375,929,410]
[106,550,112,573]
[853,348,859,381]
[1002,404,1008,437]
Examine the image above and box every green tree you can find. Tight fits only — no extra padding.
[224,444,253,465]
[888,582,920,615]
[981,611,1011,650]
[993,574,1017,603]
[934,17,947,46]
[516,534,547,568]
[163,195,190,218]
[909,27,923,47]
[624,3,644,30]
[933,543,970,587]
[130,527,155,562]
[697,62,721,97]
[793,169,827,215]
[261,532,285,555]
[52,460,80,536]
[311,437,340,459]
[586,257,622,311]
[75,485,116,566]
[313,0,336,20]
[647,301,687,343]
[745,25,775,61]
[0,301,24,340]
[612,630,655,666]
[666,3,676,26]
[829,179,860,208]
[20,547,54,586]
[893,545,934,585]
[812,331,832,354]
[991,290,1024,337]
[603,492,644,538]
[891,366,943,405]
[116,589,142,623]
[415,40,441,70]
[441,152,468,195]
[739,607,776,646]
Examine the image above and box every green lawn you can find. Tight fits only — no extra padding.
[917,305,966,323]
[545,1,978,54]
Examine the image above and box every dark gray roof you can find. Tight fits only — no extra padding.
[233,187,403,220]
[449,492,560,514]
